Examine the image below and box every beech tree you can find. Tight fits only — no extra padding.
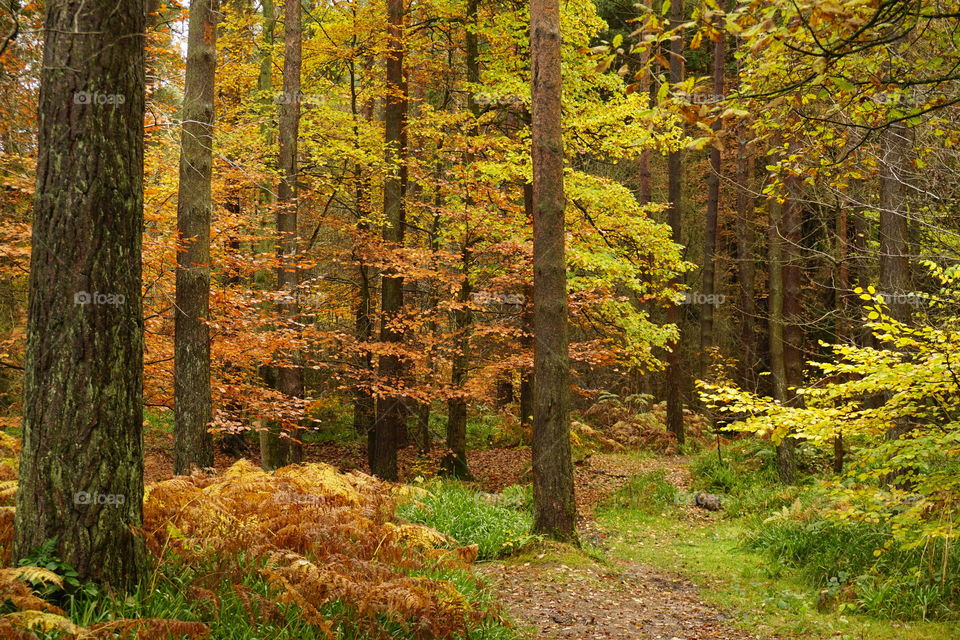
[173,0,217,475]
[14,0,147,590]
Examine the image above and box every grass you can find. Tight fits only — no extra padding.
[397,481,537,559]
[594,441,960,640]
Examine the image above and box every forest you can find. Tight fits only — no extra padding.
[0,0,958,637]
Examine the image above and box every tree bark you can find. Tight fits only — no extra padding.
[734,133,758,390]
[173,0,217,475]
[878,124,910,323]
[372,0,408,480]
[699,14,725,381]
[15,0,147,591]
[271,0,304,467]
[530,0,577,543]
[768,195,797,484]
[665,0,685,445]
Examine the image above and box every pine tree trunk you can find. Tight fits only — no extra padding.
[699,13,725,381]
[665,0,685,445]
[530,0,576,543]
[173,0,217,475]
[273,0,304,466]
[372,0,408,480]
[15,0,147,591]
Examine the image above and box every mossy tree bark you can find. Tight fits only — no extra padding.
[14,0,147,591]
[530,0,577,543]
[173,0,217,475]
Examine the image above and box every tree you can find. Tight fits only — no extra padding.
[14,0,147,590]
[173,0,218,475]
[263,0,305,469]
[664,0,685,445]
[371,0,408,480]
[530,0,577,542]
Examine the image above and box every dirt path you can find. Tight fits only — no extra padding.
[482,454,760,640]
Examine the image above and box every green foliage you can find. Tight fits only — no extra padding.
[398,481,537,560]
[603,469,678,514]
[17,538,99,606]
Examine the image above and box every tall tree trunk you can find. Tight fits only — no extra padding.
[878,124,910,323]
[734,132,757,390]
[15,0,147,591]
[444,0,481,478]
[530,0,576,542]
[372,0,408,480]
[768,195,797,484]
[699,14,725,381]
[270,0,304,467]
[664,0,685,445]
[173,0,217,475]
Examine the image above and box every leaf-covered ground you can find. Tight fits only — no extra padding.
[479,454,761,640]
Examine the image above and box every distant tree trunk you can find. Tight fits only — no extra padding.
[699,14,725,381]
[372,0,408,480]
[530,0,577,543]
[15,0,147,591]
[768,195,797,484]
[349,59,376,439]
[173,0,217,475]
[878,124,910,323]
[444,0,480,477]
[265,0,304,468]
[664,0,685,445]
[734,133,757,390]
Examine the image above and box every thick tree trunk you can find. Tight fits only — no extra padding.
[664,0,685,445]
[173,0,217,475]
[699,15,725,381]
[15,0,147,591]
[271,0,304,467]
[530,0,577,543]
[878,124,910,323]
[372,0,408,480]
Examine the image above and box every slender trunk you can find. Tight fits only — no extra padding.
[699,14,725,380]
[372,0,408,480]
[530,0,576,542]
[735,133,757,390]
[665,0,685,444]
[768,196,796,484]
[15,0,147,590]
[270,0,304,467]
[173,0,217,475]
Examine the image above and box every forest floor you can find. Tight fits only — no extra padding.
[478,453,761,640]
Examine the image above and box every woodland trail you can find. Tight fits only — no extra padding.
[481,454,761,640]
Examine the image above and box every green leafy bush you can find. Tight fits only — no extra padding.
[603,469,678,514]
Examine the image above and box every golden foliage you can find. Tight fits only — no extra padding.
[142,460,490,638]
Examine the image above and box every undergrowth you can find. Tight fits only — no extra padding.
[397,481,536,560]
[0,459,518,639]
